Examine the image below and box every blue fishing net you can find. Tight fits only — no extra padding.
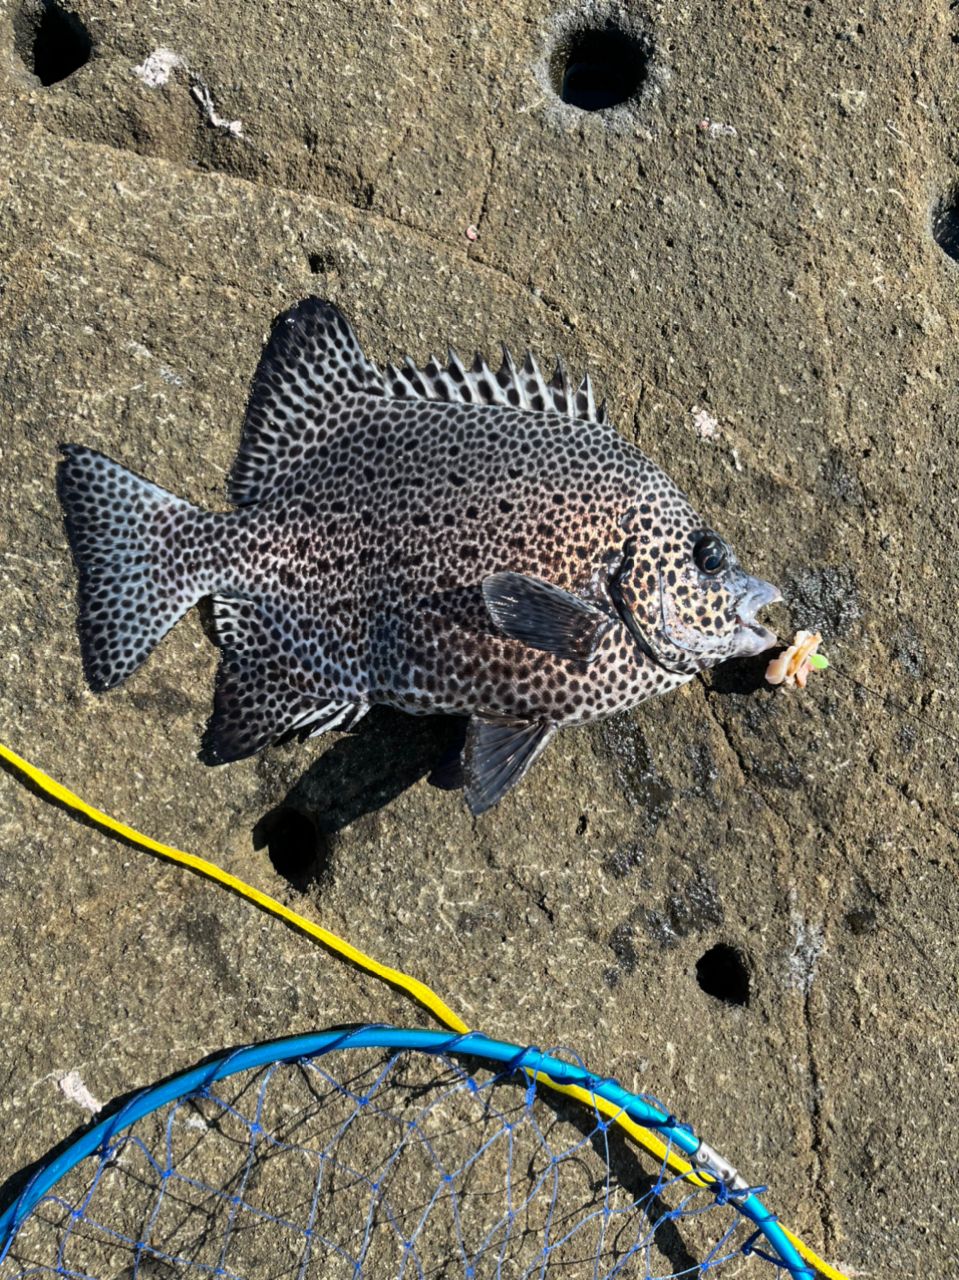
[0,1042,798,1279]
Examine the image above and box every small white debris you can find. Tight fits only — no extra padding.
[786,911,824,993]
[465,225,479,242]
[691,405,720,440]
[834,88,867,116]
[191,80,244,138]
[698,118,737,138]
[58,1071,102,1116]
[132,48,186,88]
[132,48,243,138]
[125,340,184,387]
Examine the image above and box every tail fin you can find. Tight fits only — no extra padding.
[57,445,208,691]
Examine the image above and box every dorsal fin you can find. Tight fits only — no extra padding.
[229,298,384,506]
[384,344,609,424]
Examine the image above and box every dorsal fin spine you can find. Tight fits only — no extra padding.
[384,343,608,424]
[578,372,597,421]
[496,345,517,391]
[403,357,432,398]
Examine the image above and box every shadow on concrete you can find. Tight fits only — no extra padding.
[254,708,467,888]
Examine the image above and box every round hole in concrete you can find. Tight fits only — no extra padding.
[844,906,876,935]
[550,25,650,112]
[308,250,337,275]
[932,192,959,263]
[695,943,750,1007]
[14,0,92,86]
[259,808,320,888]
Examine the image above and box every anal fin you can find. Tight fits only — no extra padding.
[300,702,368,739]
[463,717,556,814]
[201,595,363,764]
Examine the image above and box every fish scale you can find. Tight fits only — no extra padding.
[57,297,780,814]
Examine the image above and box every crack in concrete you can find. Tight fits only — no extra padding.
[698,696,836,887]
[30,122,588,345]
[801,947,835,1254]
[365,119,416,206]
[699,688,835,1246]
[470,139,497,242]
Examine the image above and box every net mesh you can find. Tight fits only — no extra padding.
[1,1047,791,1280]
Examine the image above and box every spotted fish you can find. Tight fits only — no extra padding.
[58,298,780,813]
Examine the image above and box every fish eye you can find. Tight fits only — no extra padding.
[693,533,727,576]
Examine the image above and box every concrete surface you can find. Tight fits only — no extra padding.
[0,0,957,1275]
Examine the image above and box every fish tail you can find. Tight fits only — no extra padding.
[58,445,214,691]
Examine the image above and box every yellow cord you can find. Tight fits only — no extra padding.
[0,742,466,1035]
[0,740,845,1280]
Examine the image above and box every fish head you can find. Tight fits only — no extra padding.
[609,502,781,675]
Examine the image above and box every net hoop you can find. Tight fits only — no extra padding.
[0,1024,812,1278]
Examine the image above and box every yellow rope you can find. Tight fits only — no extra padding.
[0,742,466,1034]
[0,740,846,1280]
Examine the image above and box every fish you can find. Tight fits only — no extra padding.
[57,297,781,814]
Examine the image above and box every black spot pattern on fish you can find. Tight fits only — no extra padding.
[57,298,780,813]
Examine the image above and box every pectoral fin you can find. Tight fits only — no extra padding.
[482,571,613,662]
[463,716,556,814]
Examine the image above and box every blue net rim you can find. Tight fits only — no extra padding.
[0,1024,812,1278]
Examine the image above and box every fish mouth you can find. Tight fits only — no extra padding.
[732,577,782,656]
[651,568,783,667]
